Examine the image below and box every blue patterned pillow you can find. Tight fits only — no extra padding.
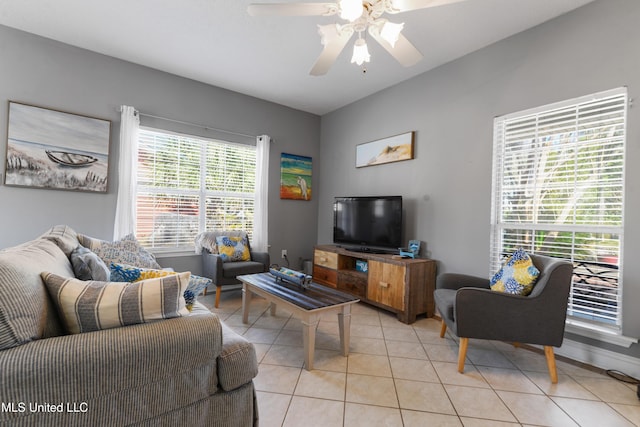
[110,263,211,310]
[490,248,540,296]
[215,236,250,262]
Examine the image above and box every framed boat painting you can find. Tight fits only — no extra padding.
[4,101,111,192]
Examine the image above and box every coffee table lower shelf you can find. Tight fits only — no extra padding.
[238,273,360,371]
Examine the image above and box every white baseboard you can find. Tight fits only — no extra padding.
[553,338,640,379]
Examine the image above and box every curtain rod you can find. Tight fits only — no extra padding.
[136,110,257,140]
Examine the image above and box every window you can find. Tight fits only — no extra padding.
[491,87,627,329]
[136,128,256,251]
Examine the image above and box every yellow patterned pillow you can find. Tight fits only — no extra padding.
[215,236,251,262]
[490,248,540,296]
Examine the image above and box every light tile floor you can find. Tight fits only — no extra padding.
[199,290,640,427]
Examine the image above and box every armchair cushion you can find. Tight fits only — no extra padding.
[489,248,539,296]
[222,261,267,278]
[216,236,251,262]
[41,272,190,334]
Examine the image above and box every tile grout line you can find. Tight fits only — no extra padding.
[207,293,638,427]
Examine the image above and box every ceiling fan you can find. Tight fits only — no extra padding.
[248,0,466,75]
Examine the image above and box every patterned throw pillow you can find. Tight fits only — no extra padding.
[77,233,161,270]
[490,248,540,296]
[215,236,251,263]
[41,272,190,334]
[109,263,211,310]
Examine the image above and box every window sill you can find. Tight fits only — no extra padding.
[152,249,197,258]
[565,319,638,348]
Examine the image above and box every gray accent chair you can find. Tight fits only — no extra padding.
[201,231,270,308]
[434,254,573,383]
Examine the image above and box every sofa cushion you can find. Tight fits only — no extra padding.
[0,239,74,349]
[70,245,110,281]
[109,263,211,311]
[39,224,80,256]
[216,236,251,263]
[41,272,190,334]
[490,248,540,296]
[222,261,266,278]
[0,312,225,426]
[77,233,161,270]
[217,322,258,391]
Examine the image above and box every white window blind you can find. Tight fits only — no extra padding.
[136,128,256,251]
[491,87,627,328]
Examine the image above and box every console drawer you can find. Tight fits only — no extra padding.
[337,271,366,298]
[313,265,337,287]
[314,250,338,269]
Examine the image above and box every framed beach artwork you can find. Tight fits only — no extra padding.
[4,101,111,193]
[356,131,415,168]
[280,153,312,200]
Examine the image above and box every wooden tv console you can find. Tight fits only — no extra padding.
[312,245,436,324]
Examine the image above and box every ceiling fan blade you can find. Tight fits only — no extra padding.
[248,3,338,17]
[369,30,423,67]
[388,0,466,13]
[310,24,354,76]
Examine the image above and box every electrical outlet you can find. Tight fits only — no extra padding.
[281,249,287,258]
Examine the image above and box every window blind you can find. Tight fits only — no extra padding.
[137,128,256,251]
[490,87,627,328]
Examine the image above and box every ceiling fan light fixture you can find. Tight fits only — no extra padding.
[380,21,404,47]
[339,0,363,22]
[317,23,339,45]
[351,37,371,66]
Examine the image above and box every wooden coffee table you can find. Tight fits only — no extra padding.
[238,272,360,370]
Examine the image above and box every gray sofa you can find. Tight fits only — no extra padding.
[0,226,258,426]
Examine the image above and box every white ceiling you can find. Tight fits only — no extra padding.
[0,0,595,115]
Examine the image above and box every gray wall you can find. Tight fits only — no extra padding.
[0,24,320,272]
[318,0,639,358]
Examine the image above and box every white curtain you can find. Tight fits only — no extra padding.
[113,105,139,240]
[252,135,271,252]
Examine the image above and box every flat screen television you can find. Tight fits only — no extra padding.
[333,196,403,253]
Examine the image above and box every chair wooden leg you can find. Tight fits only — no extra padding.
[214,286,222,309]
[458,337,469,373]
[544,346,558,384]
[439,319,447,338]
